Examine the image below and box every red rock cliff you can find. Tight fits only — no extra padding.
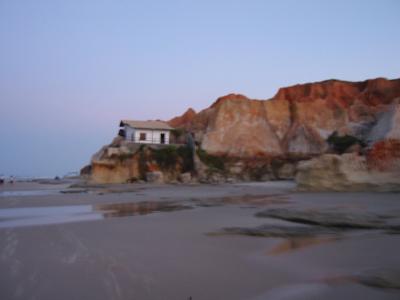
[168,77,400,157]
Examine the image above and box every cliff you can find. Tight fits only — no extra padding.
[168,78,400,157]
[86,77,400,186]
[168,108,197,128]
[89,138,194,184]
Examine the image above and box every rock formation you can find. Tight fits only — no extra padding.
[295,152,400,192]
[295,103,400,191]
[367,104,400,143]
[89,139,194,184]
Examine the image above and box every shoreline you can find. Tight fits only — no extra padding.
[0,180,399,299]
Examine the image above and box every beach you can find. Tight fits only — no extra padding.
[1,180,399,300]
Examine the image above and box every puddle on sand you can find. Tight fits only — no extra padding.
[0,190,62,197]
[0,201,192,228]
[0,205,99,228]
[0,188,88,197]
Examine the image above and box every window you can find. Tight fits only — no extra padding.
[139,133,146,141]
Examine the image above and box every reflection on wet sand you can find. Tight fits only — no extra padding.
[0,201,192,228]
[192,194,290,207]
[94,201,192,218]
[268,236,340,255]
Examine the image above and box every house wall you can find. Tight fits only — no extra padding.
[125,126,135,142]
[124,126,170,144]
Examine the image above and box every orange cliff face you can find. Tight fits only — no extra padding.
[168,108,197,128]
[273,78,400,106]
[168,78,400,157]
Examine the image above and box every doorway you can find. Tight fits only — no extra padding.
[160,133,165,144]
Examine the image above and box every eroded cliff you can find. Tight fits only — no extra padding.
[169,78,400,157]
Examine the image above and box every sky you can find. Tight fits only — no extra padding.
[0,0,399,177]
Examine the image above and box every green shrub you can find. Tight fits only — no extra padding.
[152,145,194,172]
[153,146,179,169]
[196,148,225,170]
[138,149,148,179]
[177,146,194,172]
[327,131,365,154]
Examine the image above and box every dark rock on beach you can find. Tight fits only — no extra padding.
[255,207,400,230]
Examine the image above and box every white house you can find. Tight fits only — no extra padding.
[119,120,173,144]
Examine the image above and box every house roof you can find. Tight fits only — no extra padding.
[120,120,174,130]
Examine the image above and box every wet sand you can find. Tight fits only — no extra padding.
[0,181,399,299]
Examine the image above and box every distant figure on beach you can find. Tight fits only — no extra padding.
[9,176,14,184]
[0,178,4,184]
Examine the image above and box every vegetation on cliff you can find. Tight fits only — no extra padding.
[153,145,193,172]
[327,131,365,154]
[196,148,226,171]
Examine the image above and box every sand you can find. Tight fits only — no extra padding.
[0,180,399,300]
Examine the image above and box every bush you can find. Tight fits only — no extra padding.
[153,146,179,169]
[138,149,148,179]
[196,148,225,170]
[152,145,194,172]
[177,146,194,172]
[327,131,365,154]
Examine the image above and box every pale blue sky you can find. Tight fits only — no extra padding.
[1,0,399,177]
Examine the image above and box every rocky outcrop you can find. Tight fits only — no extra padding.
[294,99,400,191]
[80,164,92,177]
[202,95,283,157]
[178,172,191,183]
[296,153,400,192]
[90,141,194,184]
[146,171,164,183]
[366,139,400,172]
